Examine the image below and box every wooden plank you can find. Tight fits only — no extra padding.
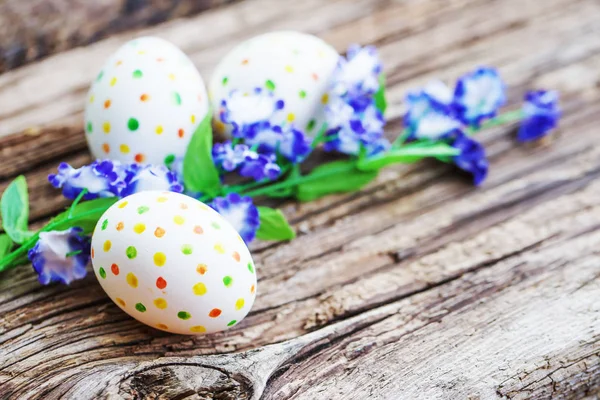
[0,0,233,73]
[0,0,599,398]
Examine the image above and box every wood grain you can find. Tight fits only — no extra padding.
[1,0,599,398]
[0,0,233,73]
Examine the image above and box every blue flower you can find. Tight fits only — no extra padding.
[517,90,560,142]
[120,164,183,197]
[211,193,260,243]
[28,227,90,285]
[219,88,284,139]
[325,98,389,156]
[246,125,311,164]
[48,160,125,200]
[451,131,488,186]
[212,142,251,171]
[405,80,461,140]
[454,66,506,127]
[239,151,281,181]
[331,45,383,97]
[213,141,281,182]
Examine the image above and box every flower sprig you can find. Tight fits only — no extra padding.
[0,45,560,286]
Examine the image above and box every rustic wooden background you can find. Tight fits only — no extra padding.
[1,0,600,398]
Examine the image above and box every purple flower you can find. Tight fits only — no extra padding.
[239,152,281,181]
[324,98,389,156]
[120,164,183,197]
[211,193,260,243]
[451,131,488,186]
[50,160,183,200]
[517,90,560,142]
[246,125,311,164]
[212,142,251,171]
[219,88,284,139]
[48,160,124,200]
[213,141,281,182]
[405,80,461,140]
[28,227,90,285]
[331,45,383,97]
[454,66,506,127]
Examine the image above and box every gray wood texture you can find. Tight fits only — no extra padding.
[1,0,599,398]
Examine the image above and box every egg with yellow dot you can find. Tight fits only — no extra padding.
[209,31,340,137]
[85,36,209,165]
[91,191,257,335]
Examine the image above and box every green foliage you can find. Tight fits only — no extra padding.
[256,206,296,241]
[183,111,222,197]
[296,160,378,202]
[0,176,34,243]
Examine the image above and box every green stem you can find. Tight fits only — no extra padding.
[392,128,411,148]
[466,109,525,134]
[68,189,87,218]
[0,205,113,272]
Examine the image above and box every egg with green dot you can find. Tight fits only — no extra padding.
[209,31,340,137]
[84,36,209,165]
[90,190,257,335]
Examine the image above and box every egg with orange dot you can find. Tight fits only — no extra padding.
[91,191,257,335]
[209,31,340,136]
[85,36,209,166]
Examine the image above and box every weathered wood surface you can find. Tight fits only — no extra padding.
[1,0,600,398]
[0,0,232,73]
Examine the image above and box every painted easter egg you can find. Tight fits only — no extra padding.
[209,31,340,137]
[91,191,257,335]
[85,36,208,165]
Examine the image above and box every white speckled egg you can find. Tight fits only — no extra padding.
[91,191,257,335]
[209,31,340,136]
[85,37,209,165]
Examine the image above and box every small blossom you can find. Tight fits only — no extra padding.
[325,98,389,156]
[48,160,124,200]
[213,141,281,182]
[239,152,281,181]
[28,227,90,285]
[211,193,260,243]
[246,125,311,164]
[219,88,284,138]
[451,131,488,186]
[120,164,183,197]
[405,80,461,140]
[517,90,560,142]
[213,142,252,171]
[330,45,383,97]
[454,66,506,126]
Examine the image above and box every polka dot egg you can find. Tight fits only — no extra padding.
[91,191,257,335]
[85,37,209,165]
[209,31,339,137]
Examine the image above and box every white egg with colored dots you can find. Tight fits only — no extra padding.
[85,36,209,165]
[91,191,257,335]
[209,31,340,137]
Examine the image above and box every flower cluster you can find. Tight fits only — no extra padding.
[324,45,389,156]
[49,160,183,200]
[404,67,560,184]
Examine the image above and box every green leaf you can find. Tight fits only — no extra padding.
[0,234,13,259]
[0,176,34,243]
[296,160,378,202]
[183,111,222,197]
[357,143,460,171]
[256,206,296,241]
[51,197,118,234]
[374,74,387,114]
